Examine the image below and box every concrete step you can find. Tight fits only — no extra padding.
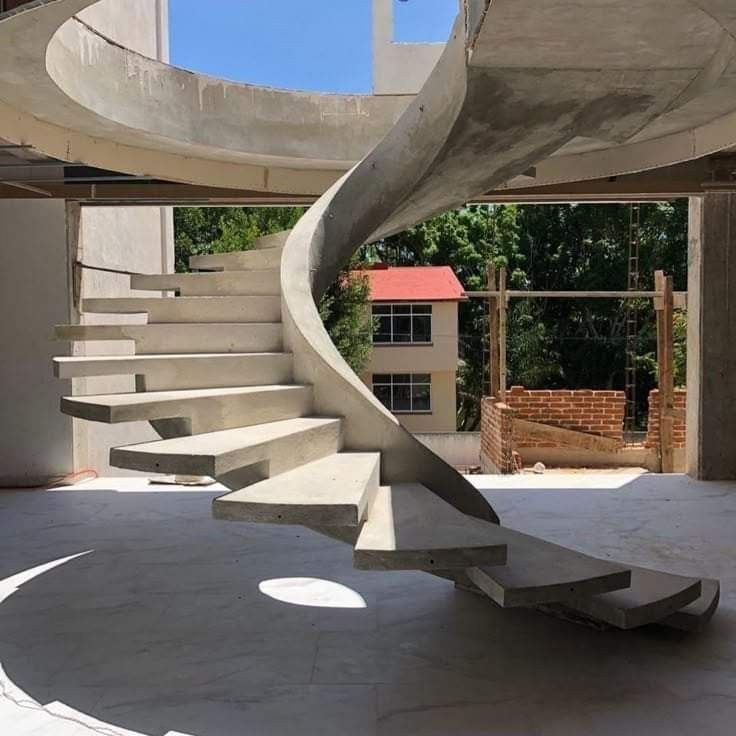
[213,452,380,527]
[353,483,508,572]
[82,296,281,323]
[54,353,293,390]
[662,578,720,633]
[111,417,343,489]
[251,231,291,250]
[564,564,704,630]
[55,323,283,354]
[61,385,312,433]
[190,248,282,272]
[466,531,631,608]
[131,270,280,296]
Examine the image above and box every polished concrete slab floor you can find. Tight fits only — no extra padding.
[0,473,733,735]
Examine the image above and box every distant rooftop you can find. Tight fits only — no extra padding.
[360,265,466,302]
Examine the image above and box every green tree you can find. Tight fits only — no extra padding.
[174,206,374,373]
[319,263,375,373]
[174,207,304,272]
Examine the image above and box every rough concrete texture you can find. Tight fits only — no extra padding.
[213,453,380,527]
[54,352,294,391]
[0,200,72,487]
[354,484,508,571]
[62,384,314,434]
[687,193,736,479]
[0,472,733,736]
[110,417,343,481]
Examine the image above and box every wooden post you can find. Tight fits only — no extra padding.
[498,267,508,401]
[487,263,500,398]
[655,270,675,473]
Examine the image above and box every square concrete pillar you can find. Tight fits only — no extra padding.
[687,193,736,479]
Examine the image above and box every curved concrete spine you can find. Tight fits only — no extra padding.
[281,16,497,524]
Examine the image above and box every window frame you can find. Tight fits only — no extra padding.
[372,302,433,345]
[372,373,433,414]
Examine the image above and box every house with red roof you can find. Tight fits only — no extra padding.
[359,265,467,433]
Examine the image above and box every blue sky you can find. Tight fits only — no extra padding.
[170,0,457,94]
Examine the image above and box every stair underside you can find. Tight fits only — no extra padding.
[213,453,380,527]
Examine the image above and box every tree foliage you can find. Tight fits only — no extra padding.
[174,207,305,272]
[174,207,374,373]
[175,202,689,431]
[319,265,375,373]
[368,201,689,430]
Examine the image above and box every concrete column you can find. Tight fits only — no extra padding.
[0,200,73,487]
[687,193,736,479]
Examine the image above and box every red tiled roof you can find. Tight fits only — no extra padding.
[357,265,467,302]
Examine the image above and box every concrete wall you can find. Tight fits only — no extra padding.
[79,0,169,61]
[70,205,173,476]
[416,431,480,469]
[0,200,73,486]
[373,0,445,95]
[0,1,172,485]
[687,194,736,480]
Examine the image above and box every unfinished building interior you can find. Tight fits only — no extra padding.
[0,1,735,734]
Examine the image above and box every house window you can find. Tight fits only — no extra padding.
[373,304,432,344]
[373,374,432,413]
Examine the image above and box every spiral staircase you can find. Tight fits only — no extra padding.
[2,0,729,632]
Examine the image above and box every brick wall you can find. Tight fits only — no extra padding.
[507,386,625,447]
[646,389,687,449]
[480,397,515,473]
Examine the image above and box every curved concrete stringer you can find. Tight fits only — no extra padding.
[26,0,727,630]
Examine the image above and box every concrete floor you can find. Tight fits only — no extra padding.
[0,473,733,736]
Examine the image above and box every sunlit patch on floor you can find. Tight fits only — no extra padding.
[258,577,367,609]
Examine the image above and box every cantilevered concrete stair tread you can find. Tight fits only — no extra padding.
[55,323,283,354]
[61,385,312,427]
[53,353,293,390]
[82,296,282,323]
[130,271,280,296]
[110,417,342,482]
[466,531,632,608]
[213,453,380,527]
[354,483,508,571]
[190,248,283,272]
[251,231,291,250]
[565,565,704,630]
[662,578,720,633]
